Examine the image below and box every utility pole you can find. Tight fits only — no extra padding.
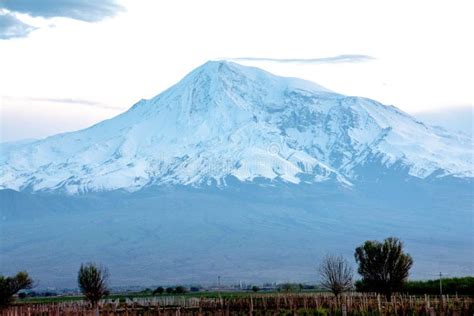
[439,272,443,296]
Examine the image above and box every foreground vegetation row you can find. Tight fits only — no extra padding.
[2,293,474,315]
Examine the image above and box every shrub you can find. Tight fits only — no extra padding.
[0,271,33,308]
[278,283,301,292]
[153,286,164,295]
[403,277,474,295]
[175,286,187,294]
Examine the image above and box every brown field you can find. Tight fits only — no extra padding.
[2,293,474,316]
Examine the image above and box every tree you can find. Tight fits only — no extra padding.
[166,287,174,294]
[354,237,413,300]
[354,280,370,292]
[175,286,187,294]
[153,286,164,295]
[318,255,353,298]
[0,271,34,308]
[279,283,300,292]
[77,263,109,307]
[251,285,260,292]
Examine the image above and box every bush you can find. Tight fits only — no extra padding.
[278,283,302,292]
[175,286,187,294]
[153,286,164,295]
[354,280,370,292]
[251,286,260,292]
[403,277,474,295]
[0,271,34,308]
[166,287,174,294]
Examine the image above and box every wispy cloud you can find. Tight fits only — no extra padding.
[0,12,36,39]
[33,97,125,111]
[226,54,375,64]
[0,0,124,40]
[3,96,124,111]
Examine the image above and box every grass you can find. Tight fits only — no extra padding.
[16,290,280,304]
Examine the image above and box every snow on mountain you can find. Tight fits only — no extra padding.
[0,61,472,193]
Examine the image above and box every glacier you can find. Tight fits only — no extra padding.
[0,61,473,287]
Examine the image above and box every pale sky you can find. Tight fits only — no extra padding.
[1,0,473,142]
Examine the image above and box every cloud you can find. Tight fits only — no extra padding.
[0,0,124,22]
[29,97,125,111]
[3,96,124,111]
[0,12,36,39]
[0,0,124,39]
[226,54,375,64]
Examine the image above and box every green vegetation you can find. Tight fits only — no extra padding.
[174,286,187,294]
[14,290,282,304]
[77,263,109,307]
[355,237,413,300]
[403,277,474,295]
[278,283,303,292]
[0,271,33,308]
[153,286,164,295]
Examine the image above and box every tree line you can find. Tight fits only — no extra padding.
[1,236,471,309]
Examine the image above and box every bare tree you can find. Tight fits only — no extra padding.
[77,263,109,308]
[318,255,353,297]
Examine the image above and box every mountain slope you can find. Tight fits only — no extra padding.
[1,181,473,287]
[0,61,472,193]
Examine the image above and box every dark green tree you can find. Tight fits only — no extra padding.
[166,287,174,294]
[403,277,474,295]
[153,286,164,295]
[174,286,187,294]
[77,263,109,307]
[0,271,34,308]
[251,285,260,292]
[354,237,413,300]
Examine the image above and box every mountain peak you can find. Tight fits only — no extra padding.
[186,60,233,77]
[175,60,331,97]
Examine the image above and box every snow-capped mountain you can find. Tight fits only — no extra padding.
[1,61,473,287]
[0,61,472,193]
